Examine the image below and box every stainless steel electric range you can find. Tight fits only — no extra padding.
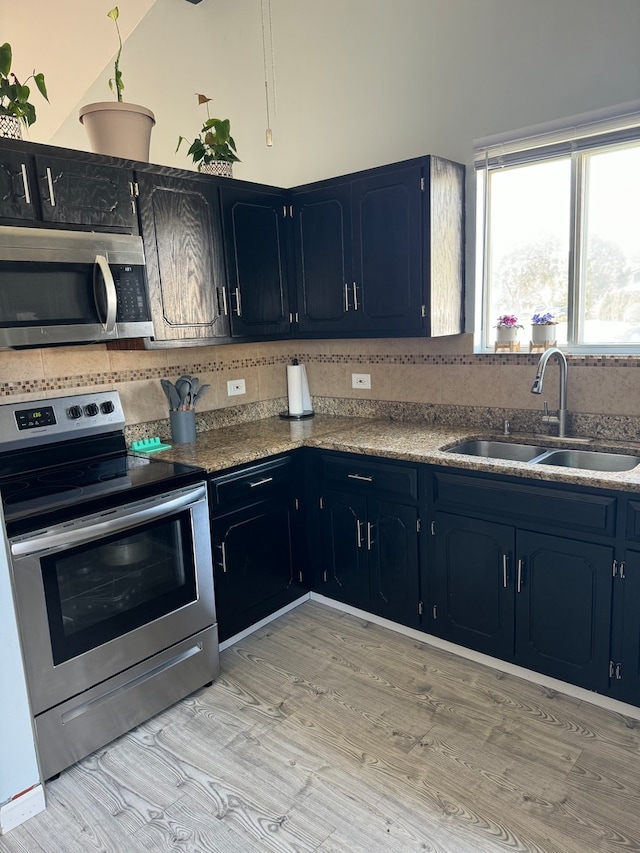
[0,391,219,781]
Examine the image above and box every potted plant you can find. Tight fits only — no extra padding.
[495,314,523,344]
[531,311,557,345]
[79,6,155,161]
[176,93,240,177]
[0,42,48,139]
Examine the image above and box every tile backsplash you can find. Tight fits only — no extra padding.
[2,334,640,441]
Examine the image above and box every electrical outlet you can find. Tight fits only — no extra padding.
[352,373,371,389]
[227,378,246,396]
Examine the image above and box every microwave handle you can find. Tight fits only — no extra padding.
[93,254,117,333]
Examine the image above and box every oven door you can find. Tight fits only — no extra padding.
[9,482,215,715]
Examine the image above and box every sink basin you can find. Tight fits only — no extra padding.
[536,449,640,472]
[446,440,549,462]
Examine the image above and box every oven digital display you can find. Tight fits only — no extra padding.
[15,406,57,430]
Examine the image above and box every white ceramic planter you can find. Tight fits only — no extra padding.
[496,326,518,344]
[79,102,155,161]
[531,324,556,344]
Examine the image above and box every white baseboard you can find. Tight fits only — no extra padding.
[309,592,640,722]
[0,785,46,835]
[219,594,310,651]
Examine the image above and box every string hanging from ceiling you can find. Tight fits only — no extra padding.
[260,0,277,146]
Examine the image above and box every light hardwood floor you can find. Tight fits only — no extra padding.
[2,601,640,852]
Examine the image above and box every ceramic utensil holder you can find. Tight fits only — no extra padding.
[170,409,196,444]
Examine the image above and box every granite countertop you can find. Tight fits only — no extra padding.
[149,414,640,494]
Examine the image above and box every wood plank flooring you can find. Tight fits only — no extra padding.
[2,600,640,852]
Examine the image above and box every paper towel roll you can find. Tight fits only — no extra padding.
[287,363,312,416]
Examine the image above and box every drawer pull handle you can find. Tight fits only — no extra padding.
[249,476,274,488]
[347,473,373,482]
[20,163,31,204]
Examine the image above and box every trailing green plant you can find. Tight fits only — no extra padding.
[107,6,124,101]
[0,42,48,127]
[176,93,240,169]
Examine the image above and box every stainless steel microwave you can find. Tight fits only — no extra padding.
[0,226,153,348]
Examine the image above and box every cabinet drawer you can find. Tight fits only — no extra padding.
[320,453,418,501]
[433,471,616,536]
[210,456,294,510]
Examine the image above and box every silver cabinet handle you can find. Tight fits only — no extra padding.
[93,254,117,333]
[502,554,508,588]
[344,282,350,312]
[248,476,273,488]
[233,286,242,316]
[220,541,228,573]
[20,164,31,204]
[352,282,359,311]
[347,473,373,482]
[356,518,364,548]
[517,558,523,593]
[45,166,56,207]
[367,521,374,551]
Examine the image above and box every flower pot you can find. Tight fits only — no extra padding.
[496,326,518,344]
[79,102,155,162]
[531,324,556,345]
[0,115,22,140]
[200,160,234,178]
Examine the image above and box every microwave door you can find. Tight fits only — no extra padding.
[93,255,117,334]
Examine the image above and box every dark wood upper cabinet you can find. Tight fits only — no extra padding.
[220,183,290,338]
[136,172,229,343]
[34,155,137,230]
[291,156,465,338]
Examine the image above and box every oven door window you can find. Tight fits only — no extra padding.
[41,512,197,665]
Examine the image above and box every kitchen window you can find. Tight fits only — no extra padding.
[475,102,640,352]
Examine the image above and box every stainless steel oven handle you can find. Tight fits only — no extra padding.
[11,483,207,558]
[94,254,118,334]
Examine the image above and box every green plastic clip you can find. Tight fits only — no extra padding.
[131,436,172,453]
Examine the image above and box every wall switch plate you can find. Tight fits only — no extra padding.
[352,373,371,389]
[227,378,246,396]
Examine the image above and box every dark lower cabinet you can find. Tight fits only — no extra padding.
[211,495,300,641]
[431,510,614,693]
[209,455,304,642]
[432,513,514,658]
[317,456,421,630]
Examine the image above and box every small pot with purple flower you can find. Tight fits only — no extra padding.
[495,314,523,344]
[531,312,557,345]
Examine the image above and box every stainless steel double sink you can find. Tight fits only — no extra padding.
[445,440,640,472]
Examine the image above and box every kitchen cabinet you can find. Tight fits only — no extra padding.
[220,182,291,338]
[0,142,137,230]
[209,455,305,641]
[428,469,617,693]
[291,156,465,337]
[317,453,421,628]
[136,172,230,344]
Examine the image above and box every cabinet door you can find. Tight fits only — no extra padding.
[617,550,640,704]
[319,490,370,610]
[351,165,423,332]
[0,149,36,221]
[35,155,136,230]
[292,183,354,334]
[515,531,613,692]
[137,172,229,342]
[211,496,297,642]
[221,184,290,337]
[432,512,515,658]
[368,499,420,628]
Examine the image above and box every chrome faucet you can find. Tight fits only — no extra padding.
[530,347,568,437]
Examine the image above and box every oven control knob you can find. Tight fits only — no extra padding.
[100,400,115,414]
[67,405,83,420]
[84,403,99,417]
